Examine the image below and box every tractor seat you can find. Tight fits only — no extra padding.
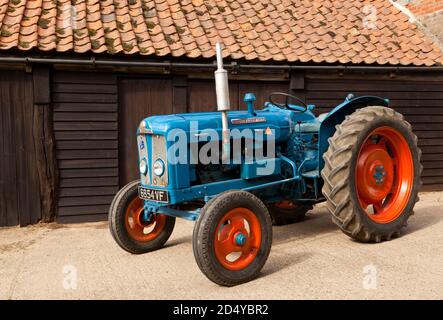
[297,113,328,133]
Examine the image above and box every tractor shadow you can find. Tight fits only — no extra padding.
[258,203,443,279]
[270,203,443,247]
[402,204,443,235]
[164,235,192,248]
[260,251,314,279]
[272,207,337,246]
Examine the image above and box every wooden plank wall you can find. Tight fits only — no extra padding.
[118,78,173,185]
[0,71,41,226]
[304,73,443,190]
[187,80,288,112]
[52,72,118,223]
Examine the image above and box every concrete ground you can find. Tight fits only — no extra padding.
[1,192,442,300]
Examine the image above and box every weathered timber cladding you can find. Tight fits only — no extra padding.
[119,77,173,186]
[52,72,118,223]
[187,80,289,112]
[304,73,443,190]
[33,66,57,223]
[0,71,42,226]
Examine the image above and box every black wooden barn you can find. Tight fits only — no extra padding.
[1,0,443,226]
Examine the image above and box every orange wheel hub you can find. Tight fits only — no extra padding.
[214,208,261,271]
[124,197,166,242]
[355,127,413,224]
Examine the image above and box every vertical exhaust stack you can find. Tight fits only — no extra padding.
[215,42,230,164]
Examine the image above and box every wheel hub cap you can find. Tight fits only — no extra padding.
[355,126,414,224]
[356,144,394,205]
[373,165,386,185]
[234,232,247,246]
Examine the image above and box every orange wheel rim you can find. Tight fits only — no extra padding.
[213,208,262,271]
[124,197,166,242]
[355,126,413,224]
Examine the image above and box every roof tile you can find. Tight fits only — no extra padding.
[0,0,441,66]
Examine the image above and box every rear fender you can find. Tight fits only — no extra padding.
[318,96,389,170]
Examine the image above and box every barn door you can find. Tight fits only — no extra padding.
[118,78,173,186]
[52,72,119,223]
[0,71,41,226]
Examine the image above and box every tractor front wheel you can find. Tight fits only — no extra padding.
[192,190,272,286]
[321,106,422,242]
[109,180,175,254]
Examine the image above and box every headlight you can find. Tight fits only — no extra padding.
[139,158,147,175]
[153,159,165,177]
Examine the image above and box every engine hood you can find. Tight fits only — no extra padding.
[139,108,295,142]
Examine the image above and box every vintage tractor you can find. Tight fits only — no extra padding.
[109,44,422,286]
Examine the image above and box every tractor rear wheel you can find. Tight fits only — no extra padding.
[192,190,272,286]
[321,106,422,242]
[109,180,175,254]
[268,201,313,225]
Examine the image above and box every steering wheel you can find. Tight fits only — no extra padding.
[269,92,308,112]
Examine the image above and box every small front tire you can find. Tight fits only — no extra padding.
[109,180,175,254]
[193,190,272,286]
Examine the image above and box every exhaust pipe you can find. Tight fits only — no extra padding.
[215,43,230,163]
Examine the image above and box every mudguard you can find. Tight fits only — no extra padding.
[318,95,389,170]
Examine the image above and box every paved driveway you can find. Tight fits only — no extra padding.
[1,192,442,299]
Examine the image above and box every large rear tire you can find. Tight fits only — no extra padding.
[321,106,422,242]
[193,190,272,286]
[109,180,175,254]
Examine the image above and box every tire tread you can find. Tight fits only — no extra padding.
[321,106,421,242]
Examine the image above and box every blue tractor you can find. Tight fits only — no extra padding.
[109,44,422,286]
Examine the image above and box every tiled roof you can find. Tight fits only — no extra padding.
[0,0,442,66]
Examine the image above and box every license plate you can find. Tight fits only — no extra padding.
[138,187,169,203]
